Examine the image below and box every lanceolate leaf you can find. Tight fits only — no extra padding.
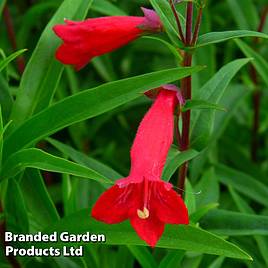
[201,209,268,236]
[35,209,252,260]
[235,39,268,87]
[215,164,268,207]
[21,169,59,227]
[149,0,184,47]
[0,107,3,169]
[182,99,226,112]
[229,187,268,267]
[191,58,250,150]
[3,66,203,159]
[226,0,258,30]
[5,178,29,234]
[0,0,6,20]
[162,148,199,181]
[47,138,122,181]
[158,250,184,268]
[142,36,183,63]
[197,30,268,48]
[0,49,27,72]
[1,148,112,185]
[10,0,93,126]
[127,246,157,268]
[190,203,219,224]
[91,0,127,16]
[0,74,13,122]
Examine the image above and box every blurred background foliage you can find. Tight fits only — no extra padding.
[0,0,268,267]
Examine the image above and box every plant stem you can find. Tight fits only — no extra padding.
[169,0,185,43]
[185,2,193,45]
[250,6,268,162]
[177,2,194,195]
[192,7,203,45]
[258,6,268,33]
[170,1,203,194]
[178,52,192,195]
[3,4,25,74]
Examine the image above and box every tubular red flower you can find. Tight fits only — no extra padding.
[53,8,162,70]
[92,87,189,247]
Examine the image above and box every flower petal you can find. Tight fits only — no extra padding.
[130,213,165,247]
[53,16,145,69]
[55,43,92,70]
[91,185,131,224]
[129,89,178,182]
[153,182,189,224]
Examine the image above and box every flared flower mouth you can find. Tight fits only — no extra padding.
[92,179,189,247]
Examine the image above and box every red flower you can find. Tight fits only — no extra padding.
[53,8,162,70]
[92,86,189,247]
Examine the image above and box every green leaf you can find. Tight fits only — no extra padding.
[197,31,268,48]
[158,250,184,268]
[149,0,184,47]
[0,107,3,169]
[191,58,250,150]
[39,209,251,260]
[229,187,268,267]
[185,180,196,215]
[229,186,254,214]
[47,138,121,181]
[182,99,226,112]
[0,1,7,20]
[201,209,268,236]
[195,167,219,207]
[215,164,268,207]
[10,0,93,126]
[127,246,158,268]
[91,0,127,16]
[4,178,29,234]
[21,169,59,228]
[0,74,13,122]
[212,84,249,143]
[17,2,59,47]
[4,66,204,159]
[226,0,258,30]
[1,148,112,185]
[142,36,183,63]
[162,148,199,181]
[235,39,268,87]
[207,256,225,268]
[0,49,27,72]
[190,203,219,224]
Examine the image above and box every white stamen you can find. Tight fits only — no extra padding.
[137,207,150,219]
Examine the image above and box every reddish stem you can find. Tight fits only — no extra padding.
[177,2,195,195]
[258,6,268,32]
[178,52,192,195]
[177,2,203,194]
[185,2,193,45]
[3,4,25,74]
[191,8,203,45]
[169,0,186,43]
